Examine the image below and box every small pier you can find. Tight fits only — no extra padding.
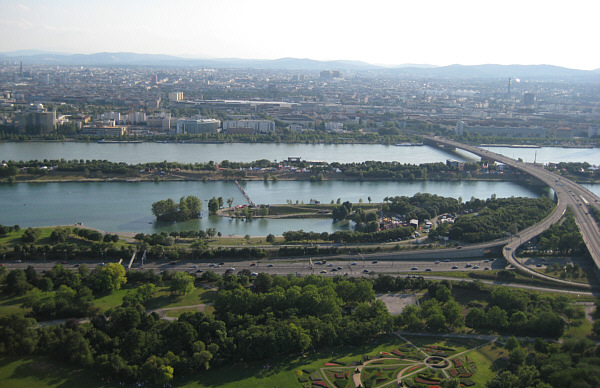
[234,180,255,206]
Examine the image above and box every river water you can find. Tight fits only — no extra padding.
[0,142,598,164]
[0,180,564,235]
[0,142,597,235]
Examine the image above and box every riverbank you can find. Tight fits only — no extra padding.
[2,169,538,184]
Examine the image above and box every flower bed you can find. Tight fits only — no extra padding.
[405,365,422,373]
[325,362,339,366]
[460,378,476,387]
[415,376,440,385]
[312,381,329,388]
[392,349,404,356]
[448,369,459,377]
[310,371,322,381]
[453,358,463,367]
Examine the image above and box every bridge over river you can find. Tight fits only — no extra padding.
[424,136,600,289]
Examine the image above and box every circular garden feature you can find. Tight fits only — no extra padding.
[425,356,449,369]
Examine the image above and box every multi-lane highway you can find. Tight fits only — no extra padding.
[424,136,600,288]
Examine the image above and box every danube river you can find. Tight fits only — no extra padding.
[0,142,598,164]
[0,180,566,236]
[1,142,597,235]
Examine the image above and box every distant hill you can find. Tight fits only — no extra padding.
[1,51,598,79]
[385,64,596,79]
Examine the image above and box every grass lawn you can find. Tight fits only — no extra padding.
[0,356,113,388]
[144,286,217,310]
[92,288,130,311]
[564,318,593,338]
[463,347,496,386]
[0,292,55,317]
[401,336,485,354]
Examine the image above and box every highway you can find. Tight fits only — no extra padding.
[424,136,600,288]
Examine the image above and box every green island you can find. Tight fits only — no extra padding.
[1,159,598,185]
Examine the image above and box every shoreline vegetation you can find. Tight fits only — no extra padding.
[2,158,597,184]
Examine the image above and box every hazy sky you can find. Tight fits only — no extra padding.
[1,0,598,69]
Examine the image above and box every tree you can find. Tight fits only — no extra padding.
[141,355,174,385]
[5,269,32,295]
[208,197,219,215]
[508,346,526,369]
[266,233,275,243]
[170,272,194,295]
[38,277,54,292]
[227,197,234,208]
[206,228,217,238]
[88,263,127,294]
[505,336,520,351]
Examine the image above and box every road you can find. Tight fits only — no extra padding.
[424,136,600,288]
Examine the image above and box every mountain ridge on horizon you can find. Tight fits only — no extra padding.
[1,50,598,77]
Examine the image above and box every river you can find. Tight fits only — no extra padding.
[1,142,597,235]
[0,180,565,236]
[0,142,598,164]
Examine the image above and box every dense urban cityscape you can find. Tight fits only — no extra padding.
[1,27,600,388]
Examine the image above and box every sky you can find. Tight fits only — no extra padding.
[0,0,598,70]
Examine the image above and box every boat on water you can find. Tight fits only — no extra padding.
[98,140,143,144]
[508,145,541,148]
[395,142,424,146]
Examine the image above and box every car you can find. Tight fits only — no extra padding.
[250,272,258,276]
[372,260,378,264]
[331,268,337,272]
[425,268,432,272]
[444,259,451,262]
[267,264,274,267]
[536,264,543,268]
[456,246,462,249]
[434,260,440,264]
[315,261,322,265]
[465,263,472,268]
[411,267,418,270]
[451,266,458,269]
[74,264,80,267]
[99,263,105,266]
[250,263,256,266]
[484,259,489,263]
[190,265,198,268]
[363,269,370,273]
[327,263,334,267]
[196,269,203,273]
[337,266,343,270]
[320,270,327,274]
[228,267,235,271]
[473,265,479,269]
[60,261,66,264]
[218,262,225,266]
[168,261,177,265]
[351,262,357,265]
[209,263,217,267]
[484,267,490,271]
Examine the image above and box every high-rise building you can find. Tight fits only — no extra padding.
[168,92,184,101]
[176,118,220,134]
[222,120,275,134]
[16,103,56,134]
[523,92,535,106]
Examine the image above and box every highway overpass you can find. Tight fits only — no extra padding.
[424,136,600,289]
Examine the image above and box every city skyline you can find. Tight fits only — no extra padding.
[1,0,598,70]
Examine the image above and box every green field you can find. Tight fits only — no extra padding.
[0,356,112,388]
